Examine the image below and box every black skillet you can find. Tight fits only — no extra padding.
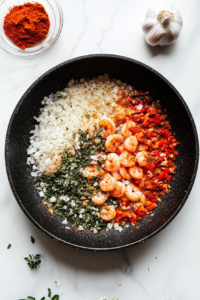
[5,54,199,251]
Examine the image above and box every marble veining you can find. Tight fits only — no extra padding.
[1,0,200,299]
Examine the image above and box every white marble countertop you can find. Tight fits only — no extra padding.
[1,0,200,299]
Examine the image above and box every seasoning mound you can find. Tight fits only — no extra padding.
[3,2,50,50]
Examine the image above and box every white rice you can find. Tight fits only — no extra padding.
[27,74,132,173]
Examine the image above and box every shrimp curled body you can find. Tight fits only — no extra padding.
[111,171,122,181]
[120,150,135,167]
[105,134,123,153]
[135,151,149,167]
[129,166,143,179]
[109,181,125,198]
[104,153,120,172]
[99,118,115,138]
[83,165,105,179]
[119,166,132,180]
[125,183,145,202]
[121,121,137,138]
[92,192,109,205]
[100,205,116,221]
[124,136,138,153]
[100,174,116,192]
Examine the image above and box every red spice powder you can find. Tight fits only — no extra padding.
[3,2,50,50]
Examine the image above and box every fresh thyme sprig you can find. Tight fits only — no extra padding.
[24,254,41,270]
[19,288,59,300]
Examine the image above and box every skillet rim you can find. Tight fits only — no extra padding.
[5,54,199,251]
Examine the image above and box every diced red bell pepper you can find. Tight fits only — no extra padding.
[145,163,154,171]
[151,198,158,203]
[146,130,154,138]
[143,118,152,127]
[151,118,161,124]
[158,168,170,181]
[151,150,161,156]
[131,98,141,106]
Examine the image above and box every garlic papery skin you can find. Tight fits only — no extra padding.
[142,3,183,46]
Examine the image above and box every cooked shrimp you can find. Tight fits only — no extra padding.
[124,136,138,153]
[121,120,137,138]
[112,109,126,124]
[111,171,122,181]
[119,166,132,180]
[120,150,135,167]
[85,122,99,138]
[100,205,116,221]
[45,154,62,174]
[135,151,149,167]
[92,192,109,205]
[129,166,143,179]
[125,183,142,202]
[105,134,123,152]
[138,144,148,152]
[83,165,105,179]
[100,174,116,192]
[118,143,125,153]
[99,118,115,138]
[140,193,146,204]
[104,153,120,172]
[110,181,125,198]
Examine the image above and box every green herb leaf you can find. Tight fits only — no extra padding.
[24,254,41,270]
[86,114,90,119]
[52,295,59,300]
[41,297,45,300]
[7,243,11,249]
[31,236,35,244]
[48,289,51,297]
[27,297,36,300]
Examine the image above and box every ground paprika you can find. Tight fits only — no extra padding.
[3,2,50,50]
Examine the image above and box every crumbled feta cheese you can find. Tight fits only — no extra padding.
[90,155,98,160]
[50,196,56,202]
[39,191,44,197]
[107,223,113,230]
[118,226,123,232]
[77,225,84,231]
[62,219,68,224]
[63,205,67,210]
[114,223,119,230]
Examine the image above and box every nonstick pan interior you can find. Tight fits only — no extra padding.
[5,55,199,250]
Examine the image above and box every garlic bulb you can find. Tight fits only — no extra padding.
[142,3,183,46]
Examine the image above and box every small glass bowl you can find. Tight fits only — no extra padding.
[0,0,63,58]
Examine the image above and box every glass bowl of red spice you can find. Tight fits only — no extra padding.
[0,0,63,57]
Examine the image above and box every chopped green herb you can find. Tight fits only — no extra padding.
[31,236,35,244]
[24,254,41,270]
[66,127,68,130]
[86,114,90,119]
[7,243,11,249]
[34,127,107,232]
[48,289,51,298]
[52,296,59,300]
[19,288,59,300]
